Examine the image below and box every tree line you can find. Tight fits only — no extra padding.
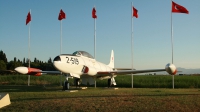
[0,50,56,74]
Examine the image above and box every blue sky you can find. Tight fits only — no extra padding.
[0,0,199,69]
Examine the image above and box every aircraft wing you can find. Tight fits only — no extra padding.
[114,68,135,70]
[0,70,16,74]
[97,69,166,75]
[0,70,15,72]
[33,71,61,74]
[97,63,177,76]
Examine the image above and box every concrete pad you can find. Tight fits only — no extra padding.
[104,87,119,90]
[64,90,78,92]
[81,87,87,90]
[0,93,11,108]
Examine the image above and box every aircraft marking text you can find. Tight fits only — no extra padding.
[66,57,79,65]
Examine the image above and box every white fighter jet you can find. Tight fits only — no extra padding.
[15,50,177,89]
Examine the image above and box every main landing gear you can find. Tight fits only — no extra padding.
[63,74,81,90]
[107,77,117,88]
[63,74,70,90]
[108,79,112,88]
[74,78,81,88]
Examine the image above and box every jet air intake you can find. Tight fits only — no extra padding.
[53,56,61,61]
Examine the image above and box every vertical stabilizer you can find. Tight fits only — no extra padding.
[108,50,114,68]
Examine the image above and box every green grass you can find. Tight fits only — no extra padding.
[0,86,200,112]
[115,75,200,88]
[1,75,200,111]
[0,75,63,85]
[1,75,200,88]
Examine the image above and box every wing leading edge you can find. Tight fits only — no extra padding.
[97,63,177,76]
[97,69,165,75]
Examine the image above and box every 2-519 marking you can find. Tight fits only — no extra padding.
[66,57,79,65]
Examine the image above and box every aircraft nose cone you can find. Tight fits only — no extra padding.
[53,56,61,61]
[53,56,62,72]
[15,67,28,74]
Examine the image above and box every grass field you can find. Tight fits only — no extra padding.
[1,75,200,88]
[0,85,200,112]
[1,75,200,111]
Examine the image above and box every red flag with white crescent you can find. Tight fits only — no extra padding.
[58,9,66,20]
[172,1,189,14]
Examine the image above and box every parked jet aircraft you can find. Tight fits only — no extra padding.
[15,50,177,89]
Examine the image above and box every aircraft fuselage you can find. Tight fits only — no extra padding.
[53,54,113,77]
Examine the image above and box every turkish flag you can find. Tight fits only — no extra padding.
[58,9,66,20]
[172,1,189,14]
[133,7,138,18]
[92,7,97,19]
[26,12,31,25]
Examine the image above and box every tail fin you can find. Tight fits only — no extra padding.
[108,50,114,68]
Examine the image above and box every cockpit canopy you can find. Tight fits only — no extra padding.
[72,51,94,59]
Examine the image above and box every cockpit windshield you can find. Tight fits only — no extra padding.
[72,51,94,59]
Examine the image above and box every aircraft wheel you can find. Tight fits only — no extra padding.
[108,79,111,88]
[64,81,69,90]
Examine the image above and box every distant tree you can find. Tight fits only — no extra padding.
[3,53,7,63]
[48,57,52,63]
[31,62,39,68]
[17,59,21,63]
[0,60,6,70]
[34,57,37,63]
[0,50,3,61]
[14,57,17,62]
[0,50,8,63]
[0,50,59,71]
[26,58,28,63]
[7,61,22,70]
[23,58,25,65]
[26,58,31,64]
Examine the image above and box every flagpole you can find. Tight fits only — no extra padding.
[171,1,174,65]
[60,20,62,55]
[94,15,96,60]
[60,18,62,86]
[28,20,30,86]
[171,0,174,89]
[28,21,31,68]
[131,2,134,88]
[94,6,97,88]
[28,9,31,86]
